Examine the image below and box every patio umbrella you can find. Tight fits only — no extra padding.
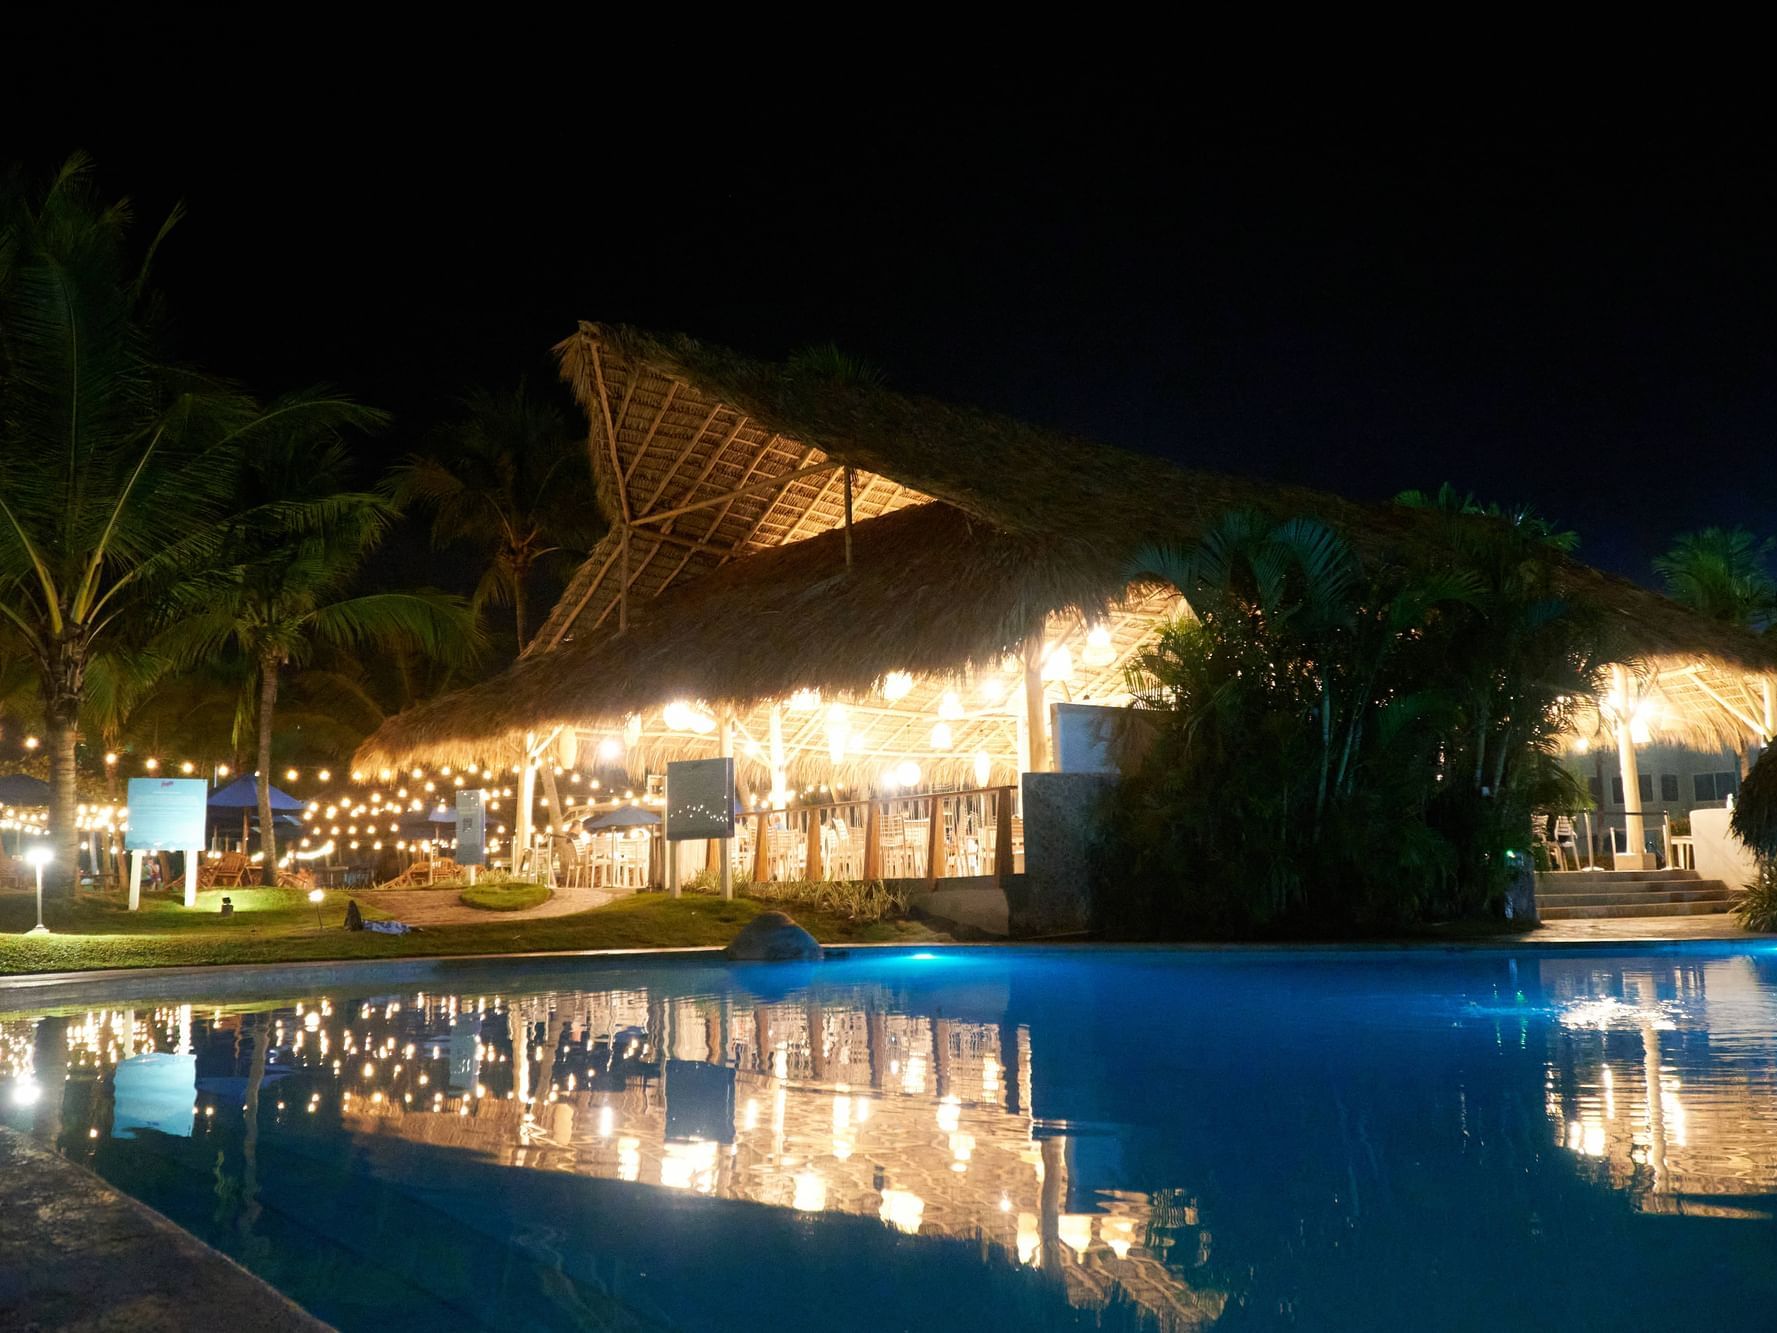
[207,776,303,849]
[583,805,661,830]
[0,773,51,807]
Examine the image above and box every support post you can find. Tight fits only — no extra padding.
[516,751,538,880]
[1021,632,1050,776]
[665,768,679,899]
[127,850,143,911]
[720,712,735,901]
[994,787,1014,886]
[183,849,199,908]
[924,794,944,886]
[1611,664,1651,870]
[842,465,855,569]
[863,800,882,880]
[804,808,823,882]
[752,811,771,884]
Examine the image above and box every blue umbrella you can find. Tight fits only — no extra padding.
[0,773,51,807]
[206,776,303,810]
[584,805,661,830]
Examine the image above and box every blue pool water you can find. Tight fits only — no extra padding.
[5,944,1777,1330]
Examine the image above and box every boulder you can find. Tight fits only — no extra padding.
[724,911,822,962]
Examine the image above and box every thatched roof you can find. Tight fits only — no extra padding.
[357,321,1777,777]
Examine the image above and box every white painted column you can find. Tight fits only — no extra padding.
[127,850,143,911]
[665,766,679,900]
[183,848,200,907]
[1612,664,1650,871]
[768,704,787,808]
[516,760,538,880]
[1022,634,1050,775]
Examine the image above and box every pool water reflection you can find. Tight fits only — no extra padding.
[5,945,1777,1329]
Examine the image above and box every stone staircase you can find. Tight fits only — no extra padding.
[1536,868,1740,920]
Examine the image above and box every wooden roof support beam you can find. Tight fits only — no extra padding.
[1681,667,1769,742]
[636,402,726,514]
[641,435,787,591]
[622,382,681,487]
[533,541,623,654]
[720,448,825,555]
[590,344,630,525]
[629,458,835,528]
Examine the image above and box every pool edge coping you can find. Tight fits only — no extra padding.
[2,931,1769,1005]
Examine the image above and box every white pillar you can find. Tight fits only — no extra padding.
[768,704,787,807]
[1612,664,1650,871]
[665,767,679,899]
[516,761,537,880]
[183,848,200,907]
[127,850,143,911]
[720,712,735,902]
[1022,634,1050,774]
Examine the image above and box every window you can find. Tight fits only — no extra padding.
[1660,774,1679,802]
[1588,775,1603,802]
[1611,776,1625,806]
[1638,774,1653,806]
[1695,771,1740,803]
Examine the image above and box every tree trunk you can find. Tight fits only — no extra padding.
[39,633,88,899]
[512,559,530,653]
[257,654,280,885]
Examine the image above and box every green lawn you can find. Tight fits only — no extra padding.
[0,886,940,976]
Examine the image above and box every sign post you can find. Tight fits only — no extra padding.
[665,758,737,901]
[125,778,207,909]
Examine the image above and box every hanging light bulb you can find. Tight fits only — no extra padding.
[825,703,851,764]
[881,671,914,703]
[1040,645,1074,683]
[597,737,623,763]
[896,760,921,788]
[938,690,964,721]
[974,751,993,787]
[930,722,954,751]
[788,688,821,714]
[1082,623,1115,668]
[624,713,643,746]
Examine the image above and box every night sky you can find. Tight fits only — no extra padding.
[17,44,1776,585]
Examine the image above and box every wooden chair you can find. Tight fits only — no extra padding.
[0,852,28,891]
[199,851,253,888]
[277,865,316,891]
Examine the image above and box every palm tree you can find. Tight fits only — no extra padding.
[157,428,482,881]
[0,155,376,894]
[387,380,601,651]
[1653,527,1777,630]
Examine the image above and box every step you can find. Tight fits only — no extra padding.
[1538,887,1739,907]
[1538,869,1701,886]
[1539,899,1739,920]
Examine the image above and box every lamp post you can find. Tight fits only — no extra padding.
[308,887,325,930]
[24,844,53,936]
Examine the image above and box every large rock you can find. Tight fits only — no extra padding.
[724,911,822,962]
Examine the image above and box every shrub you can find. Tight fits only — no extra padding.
[1734,859,1777,933]
[745,878,910,922]
[458,881,551,912]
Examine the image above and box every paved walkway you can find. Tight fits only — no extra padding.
[1519,913,1756,942]
[353,882,622,927]
[1,1126,326,1331]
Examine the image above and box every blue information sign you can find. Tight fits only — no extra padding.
[125,777,207,851]
[456,789,486,865]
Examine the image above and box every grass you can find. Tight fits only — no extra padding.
[0,886,942,977]
[458,881,552,912]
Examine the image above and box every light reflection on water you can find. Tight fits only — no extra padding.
[4,945,1777,1330]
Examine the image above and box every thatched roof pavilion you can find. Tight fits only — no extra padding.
[357,322,1776,816]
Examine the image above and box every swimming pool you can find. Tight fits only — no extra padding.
[5,943,1776,1330]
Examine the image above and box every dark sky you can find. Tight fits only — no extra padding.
[15,40,1776,583]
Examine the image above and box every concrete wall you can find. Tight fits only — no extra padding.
[1008,771,1117,936]
[1691,807,1760,891]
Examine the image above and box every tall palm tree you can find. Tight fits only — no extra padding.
[157,430,482,881]
[387,380,602,651]
[0,154,375,894]
[1653,527,1777,631]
